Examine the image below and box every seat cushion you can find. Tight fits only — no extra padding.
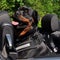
[51,31,60,48]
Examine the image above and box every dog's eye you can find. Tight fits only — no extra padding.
[16,11,20,16]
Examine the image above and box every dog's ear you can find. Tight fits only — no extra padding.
[32,10,39,26]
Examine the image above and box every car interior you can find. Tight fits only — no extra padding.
[0,10,60,60]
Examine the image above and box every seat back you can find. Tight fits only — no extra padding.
[0,11,13,51]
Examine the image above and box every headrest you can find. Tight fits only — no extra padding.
[41,14,59,33]
[0,11,11,25]
[58,20,60,30]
